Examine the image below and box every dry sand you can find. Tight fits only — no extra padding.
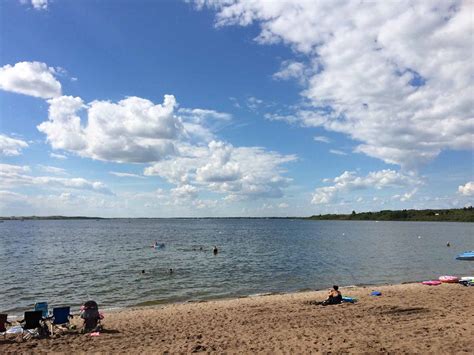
[1,283,473,353]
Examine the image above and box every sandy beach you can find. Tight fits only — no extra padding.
[1,282,472,353]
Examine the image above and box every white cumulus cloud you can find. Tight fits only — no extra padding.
[458,181,474,196]
[145,140,296,200]
[37,90,296,202]
[312,169,422,204]
[171,184,199,200]
[0,61,61,98]
[197,0,474,169]
[0,163,113,195]
[273,60,308,84]
[392,188,418,202]
[33,0,48,10]
[19,0,48,11]
[38,94,241,164]
[0,134,28,156]
[38,95,183,163]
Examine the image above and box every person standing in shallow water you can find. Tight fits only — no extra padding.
[213,246,218,255]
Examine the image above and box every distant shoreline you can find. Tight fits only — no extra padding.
[1,207,473,222]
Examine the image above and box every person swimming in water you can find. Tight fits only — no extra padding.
[153,241,165,248]
[213,246,218,255]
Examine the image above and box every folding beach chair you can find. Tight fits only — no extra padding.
[49,307,73,334]
[20,310,49,339]
[0,314,12,338]
[34,302,49,318]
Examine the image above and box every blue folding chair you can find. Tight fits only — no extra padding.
[49,307,73,334]
[34,302,49,318]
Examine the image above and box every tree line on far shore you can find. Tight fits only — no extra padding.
[307,207,474,222]
[1,207,473,222]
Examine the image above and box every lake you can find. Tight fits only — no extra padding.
[1,219,472,316]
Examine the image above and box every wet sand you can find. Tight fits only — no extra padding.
[1,282,472,353]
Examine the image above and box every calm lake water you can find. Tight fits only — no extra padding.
[1,219,472,315]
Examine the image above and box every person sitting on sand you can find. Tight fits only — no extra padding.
[322,285,342,306]
[80,300,103,333]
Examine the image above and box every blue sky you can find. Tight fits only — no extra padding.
[0,0,472,217]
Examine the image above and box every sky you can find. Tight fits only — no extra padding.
[0,0,472,217]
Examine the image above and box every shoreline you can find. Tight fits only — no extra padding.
[4,278,441,318]
[2,282,472,353]
[128,279,420,308]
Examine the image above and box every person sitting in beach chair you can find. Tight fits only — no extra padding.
[80,300,103,333]
[322,285,343,306]
[0,314,12,338]
[49,307,74,335]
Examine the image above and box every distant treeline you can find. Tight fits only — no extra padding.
[1,208,473,222]
[306,207,474,222]
[0,216,104,220]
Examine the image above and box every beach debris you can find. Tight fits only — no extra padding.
[370,291,382,296]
